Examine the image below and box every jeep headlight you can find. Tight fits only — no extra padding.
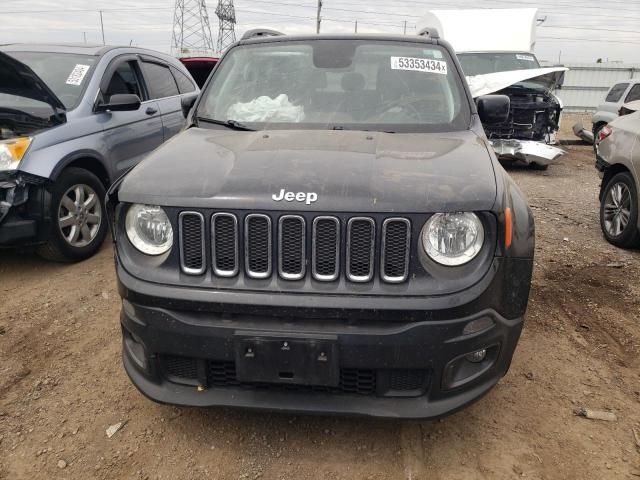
[125,204,173,255]
[0,137,32,171]
[422,212,484,266]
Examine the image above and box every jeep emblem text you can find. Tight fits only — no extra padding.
[272,189,318,205]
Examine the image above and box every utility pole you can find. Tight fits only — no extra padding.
[82,32,87,43]
[355,20,358,33]
[403,20,407,35]
[99,10,105,45]
[316,0,322,34]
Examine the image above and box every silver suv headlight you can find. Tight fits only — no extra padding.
[125,204,173,255]
[0,137,32,171]
[422,212,484,266]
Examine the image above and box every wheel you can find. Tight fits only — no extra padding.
[600,171,640,248]
[530,163,549,171]
[593,123,606,152]
[37,168,108,262]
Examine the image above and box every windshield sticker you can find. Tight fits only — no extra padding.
[390,57,447,75]
[65,64,90,86]
[516,54,535,62]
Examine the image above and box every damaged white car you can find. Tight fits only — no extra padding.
[419,8,568,169]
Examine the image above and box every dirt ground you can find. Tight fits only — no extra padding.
[1,145,639,480]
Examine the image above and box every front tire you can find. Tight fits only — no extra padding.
[37,168,108,262]
[600,171,640,248]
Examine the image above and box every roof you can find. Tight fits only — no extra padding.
[0,43,171,57]
[238,33,439,46]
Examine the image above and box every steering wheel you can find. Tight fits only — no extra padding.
[366,96,430,122]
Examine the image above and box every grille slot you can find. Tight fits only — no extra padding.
[389,369,428,391]
[211,213,239,277]
[278,215,306,280]
[163,355,198,380]
[312,216,340,281]
[179,212,205,275]
[381,218,411,283]
[245,214,272,279]
[346,217,375,282]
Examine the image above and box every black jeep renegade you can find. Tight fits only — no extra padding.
[107,29,534,419]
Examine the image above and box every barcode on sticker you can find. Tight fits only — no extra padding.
[390,56,447,75]
[66,64,90,86]
[516,54,535,62]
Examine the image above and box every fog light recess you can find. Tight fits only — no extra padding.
[442,344,500,390]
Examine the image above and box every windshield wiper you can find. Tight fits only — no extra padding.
[196,117,256,131]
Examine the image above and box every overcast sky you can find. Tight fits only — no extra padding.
[2,0,640,64]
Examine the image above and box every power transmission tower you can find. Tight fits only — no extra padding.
[172,0,215,57]
[216,0,237,53]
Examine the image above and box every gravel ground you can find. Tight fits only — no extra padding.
[1,145,639,480]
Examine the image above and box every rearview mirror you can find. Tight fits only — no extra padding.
[181,94,198,118]
[476,95,510,124]
[96,94,141,112]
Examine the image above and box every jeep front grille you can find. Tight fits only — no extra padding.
[178,212,411,283]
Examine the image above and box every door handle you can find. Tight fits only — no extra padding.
[145,107,158,115]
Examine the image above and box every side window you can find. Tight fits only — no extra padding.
[104,61,143,101]
[142,61,179,99]
[171,67,197,94]
[624,83,640,103]
[605,83,629,103]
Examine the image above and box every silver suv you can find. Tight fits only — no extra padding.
[0,44,198,261]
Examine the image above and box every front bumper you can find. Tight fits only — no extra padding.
[118,261,528,419]
[490,139,565,167]
[0,171,48,246]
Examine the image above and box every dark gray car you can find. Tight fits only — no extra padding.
[107,30,536,419]
[0,44,198,261]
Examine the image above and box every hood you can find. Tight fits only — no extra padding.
[467,67,568,98]
[0,51,66,112]
[118,128,497,213]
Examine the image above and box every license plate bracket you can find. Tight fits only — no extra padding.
[234,333,339,387]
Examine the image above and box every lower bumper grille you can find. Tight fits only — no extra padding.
[161,355,429,398]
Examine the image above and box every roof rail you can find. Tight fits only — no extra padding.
[416,27,440,39]
[241,29,285,41]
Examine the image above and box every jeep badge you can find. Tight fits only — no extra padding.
[272,189,318,205]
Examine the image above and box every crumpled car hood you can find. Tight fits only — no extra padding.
[118,128,498,213]
[0,51,66,112]
[467,67,568,98]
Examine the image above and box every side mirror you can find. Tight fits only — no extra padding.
[181,94,198,118]
[476,95,510,124]
[96,94,141,112]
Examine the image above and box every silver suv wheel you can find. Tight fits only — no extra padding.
[57,183,102,248]
[602,182,631,237]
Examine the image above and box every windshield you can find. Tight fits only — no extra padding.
[4,52,98,109]
[457,52,540,76]
[197,40,470,133]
